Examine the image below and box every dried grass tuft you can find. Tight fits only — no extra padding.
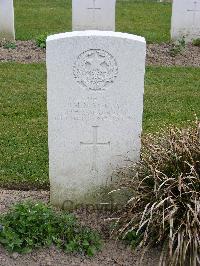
[112,121,200,266]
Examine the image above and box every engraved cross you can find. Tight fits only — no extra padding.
[187,1,200,26]
[80,126,110,172]
[87,0,101,24]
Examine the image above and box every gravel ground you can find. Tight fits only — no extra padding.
[0,41,45,63]
[0,189,160,266]
[0,40,199,66]
[147,43,200,67]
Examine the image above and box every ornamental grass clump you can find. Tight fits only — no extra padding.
[112,122,200,266]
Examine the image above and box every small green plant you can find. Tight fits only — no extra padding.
[169,37,186,57]
[193,38,200,47]
[0,201,102,256]
[3,42,16,49]
[35,34,47,48]
[122,230,141,249]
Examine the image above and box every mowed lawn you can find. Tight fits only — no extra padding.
[0,63,199,189]
[14,0,171,43]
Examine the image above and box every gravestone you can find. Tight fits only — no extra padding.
[72,0,116,31]
[0,0,15,40]
[171,0,200,42]
[47,31,146,206]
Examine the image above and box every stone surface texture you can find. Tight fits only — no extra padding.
[72,0,116,31]
[0,0,15,40]
[171,0,200,42]
[46,31,146,206]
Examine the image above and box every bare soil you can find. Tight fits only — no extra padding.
[147,43,200,67]
[0,41,45,63]
[0,189,160,266]
[0,40,199,67]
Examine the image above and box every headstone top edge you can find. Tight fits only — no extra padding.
[46,31,146,44]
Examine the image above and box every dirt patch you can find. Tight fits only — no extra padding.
[0,40,200,67]
[0,41,45,63]
[147,43,200,67]
[0,243,159,266]
[0,189,159,266]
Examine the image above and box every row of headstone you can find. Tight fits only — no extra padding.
[48,0,200,206]
[0,0,199,205]
[72,0,200,42]
[0,0,199,43]
[0,0,15,40]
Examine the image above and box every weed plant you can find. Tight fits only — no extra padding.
[169,37,186,57]
[3,42,16,49]
[193,38,200,47]
[35,34,47,48]
[0,201,102,256]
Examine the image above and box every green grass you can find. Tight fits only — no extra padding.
[144,67,200,131]
[0,63,199,189]
[14,0,171,43]
[15,0,71,41]
[116,1,171,43]
[0,64,47,189]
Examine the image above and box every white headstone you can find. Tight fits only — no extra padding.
[0,0,15,40]
[171,0,200,42]
[72,0,116,31]
[47,31,146,206]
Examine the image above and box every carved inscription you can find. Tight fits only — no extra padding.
[73,49,118,91]
[54,97,133,122]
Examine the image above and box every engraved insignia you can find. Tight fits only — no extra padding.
[73,49,118,91]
